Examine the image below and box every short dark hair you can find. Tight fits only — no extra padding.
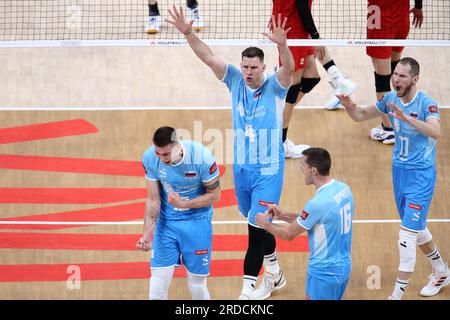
[152,126,177,147]
[398,57,420,77]
[241,47,264,62]
[302,147,331,176]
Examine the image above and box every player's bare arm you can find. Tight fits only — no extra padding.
[336,94,382,122]
[256,213,305,241]
[136,179,161,252]
[262,14,294,88]
[166,5,226,80]
[387,102,440,139]
[167,176,221,209]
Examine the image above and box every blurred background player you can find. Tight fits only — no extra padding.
[256,147,354,300]
[136,126,221,300]
[272,0,356,158]
[337,57,450,300]
[366,0,424,145]
[145,0,204,34]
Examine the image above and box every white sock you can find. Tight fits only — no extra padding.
[426,246,447,273]
[391,278,409,300]
[327,65,344,82]
[241,275,257,295]
[264,252,280,275]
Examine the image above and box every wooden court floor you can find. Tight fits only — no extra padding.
[0,45,449,300]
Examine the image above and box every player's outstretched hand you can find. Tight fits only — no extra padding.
[388,102,408,121]
[166,5,193,35]
[410,8,424,28]
[262,14,292,46]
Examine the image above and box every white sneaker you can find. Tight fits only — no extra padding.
[420,264,450,297]
[145,15,162,34]
[188,7,204,31]
[325,78,356,110]
[370,123,395,144]
[284,139,310,159]
[238,293,251,300]
[251,270,286,300]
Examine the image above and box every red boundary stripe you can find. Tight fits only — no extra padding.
[0,188,147,204]
[0,233,309,252]
[0,260,254,282]
[0,119,98,144]
[0,154,227,178]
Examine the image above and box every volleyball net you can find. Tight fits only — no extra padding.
[0,0,449,47]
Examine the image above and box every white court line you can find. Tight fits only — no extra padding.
[0,219,449,226]
[1,105,450,111]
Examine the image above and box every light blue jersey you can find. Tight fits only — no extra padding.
[297,179,354,275]
[222,64,287,173]
[375,91,440,169]
[142,140,220,221]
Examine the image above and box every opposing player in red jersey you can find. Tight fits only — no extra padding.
[271,0,356,159]
[367,0,424,145]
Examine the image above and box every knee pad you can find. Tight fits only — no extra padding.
[300,77,321,94]
[374,72,391,93]
[149,267,174,300]
[398,229,417,273]
[417,227,433,246]
[187,272,210,300]
[286,82,302,104]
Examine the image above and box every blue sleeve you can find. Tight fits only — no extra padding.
[423,96,440,120]
[296,200,322,230]
[142,148,158,181]
[374,93,389,114]
[222,64,242,91]
[268,73,289,100]
[199,145,220,183]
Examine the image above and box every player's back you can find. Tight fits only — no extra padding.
[305,179,354,274]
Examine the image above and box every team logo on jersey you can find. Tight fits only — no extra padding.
[300,210,309,220]
[184,171,197,178]
[428,106,438,114]
[409,112,418,118]
[258,200,274,207]
[409,203,422,211]
[209,162,217,174]
[195,249,208,255]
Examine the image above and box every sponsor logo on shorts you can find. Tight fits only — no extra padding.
[195,249,208,255]
[300,210,309,220]
[428,106,438,114]
[258,200,274,207]
[409,203,422,211]
[184,171,197,178]
[209,162,217,175]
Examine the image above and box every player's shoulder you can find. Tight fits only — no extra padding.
[417,91,438,105]
[142,145,157,165]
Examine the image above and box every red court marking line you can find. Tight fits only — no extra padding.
[0,119,98,144]
[0,202,146,230]
[0,260,258,282]
[0,155,227,178]
[0,188,147,204]
[214,188,237,208]
[0,233,309,252]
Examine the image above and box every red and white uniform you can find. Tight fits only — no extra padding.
[366,0,411,59]
[272,0,314,70]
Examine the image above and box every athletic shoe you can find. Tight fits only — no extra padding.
[370,123,395,144]
[188,7,204,31]
[145,15,162,34]
[420,263,450,297]
[238,293,251,300]
[284,139,310,159]
[251,270,286,300]
[325,78,356,110]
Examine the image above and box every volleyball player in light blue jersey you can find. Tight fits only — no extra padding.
[167,8,295,300]
[256,148,354,300]
[136,126,221,300]
[337,57,449,299]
